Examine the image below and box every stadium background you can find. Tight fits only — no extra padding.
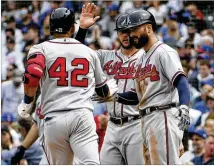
[1,0,214,165]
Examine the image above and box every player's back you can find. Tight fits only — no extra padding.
[29,38,105,116]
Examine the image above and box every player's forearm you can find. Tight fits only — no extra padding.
[75,27,87,43]
[22,123,39,149]
[24,86,38,103]
[174,75,190,106]
[117,91,139,105]
[24,86,37,97]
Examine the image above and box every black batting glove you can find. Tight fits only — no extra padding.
[11,145,26,165]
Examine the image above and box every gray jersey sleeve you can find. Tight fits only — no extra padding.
[159,51,185,85]
[91,50,107,87]
[28,44,44,59]
[96,49,106,66]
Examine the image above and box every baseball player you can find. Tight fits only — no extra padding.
[81,13,145,164]
[113,10,191,164]
[12,4,98,164]
[98,14,145,165]
[17,5,118,165]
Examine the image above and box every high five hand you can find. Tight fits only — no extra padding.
[79,3,100,29]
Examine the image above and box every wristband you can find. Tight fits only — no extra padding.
[18,145,27,151]
[24,95,34,104]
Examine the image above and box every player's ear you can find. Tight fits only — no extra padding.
[146,24,152,35]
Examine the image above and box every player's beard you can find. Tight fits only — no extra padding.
[120,40,133,49]
[130,33,149,49]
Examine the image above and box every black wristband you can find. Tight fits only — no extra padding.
[75,27,88,44]
[18,145,27,152]
[11,145,27,165]
[24,94,34,104]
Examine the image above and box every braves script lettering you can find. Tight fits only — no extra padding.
[103,60,160,81]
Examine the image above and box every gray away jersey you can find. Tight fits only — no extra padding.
[97,49,144,117]
[28,38,107,116]
[130,41,185,111]
[32,95,44,146]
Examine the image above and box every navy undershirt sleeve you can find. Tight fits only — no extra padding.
[117,91,139,105]
[75,27,87,44]
[174,75,190,106]
[95,84,109,98]
[24,94,34,104]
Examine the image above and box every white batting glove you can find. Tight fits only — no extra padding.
[106,79,119,96]
[178,105,190,131]
[17,101,33,119]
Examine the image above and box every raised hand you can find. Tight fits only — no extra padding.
[79,3,100,29]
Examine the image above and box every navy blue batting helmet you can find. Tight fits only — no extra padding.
[126,10,157,31]
[114,13,129,31]
[50,7,76,35]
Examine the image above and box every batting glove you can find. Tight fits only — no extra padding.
[106,79,118,96]
[17,100,33,119]
[91,93,118,103]
[11,145,26,165]
[178,105,190,131]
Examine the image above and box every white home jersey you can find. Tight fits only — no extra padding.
[97,49,144,117]
[28,38,107,116]
[130,41,185,111]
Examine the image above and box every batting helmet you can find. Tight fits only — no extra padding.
[114,13,129,31]
[50,7,76,35]
[126,10,157,31]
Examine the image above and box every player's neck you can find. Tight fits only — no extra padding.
[143,35,159,52]
[121,47,138,57]
[53,33,72,39]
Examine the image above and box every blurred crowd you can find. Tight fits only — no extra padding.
[1,0,214,165]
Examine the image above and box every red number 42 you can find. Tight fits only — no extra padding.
[48,57,89,87]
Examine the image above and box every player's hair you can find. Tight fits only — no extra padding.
[199,60,211,68]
